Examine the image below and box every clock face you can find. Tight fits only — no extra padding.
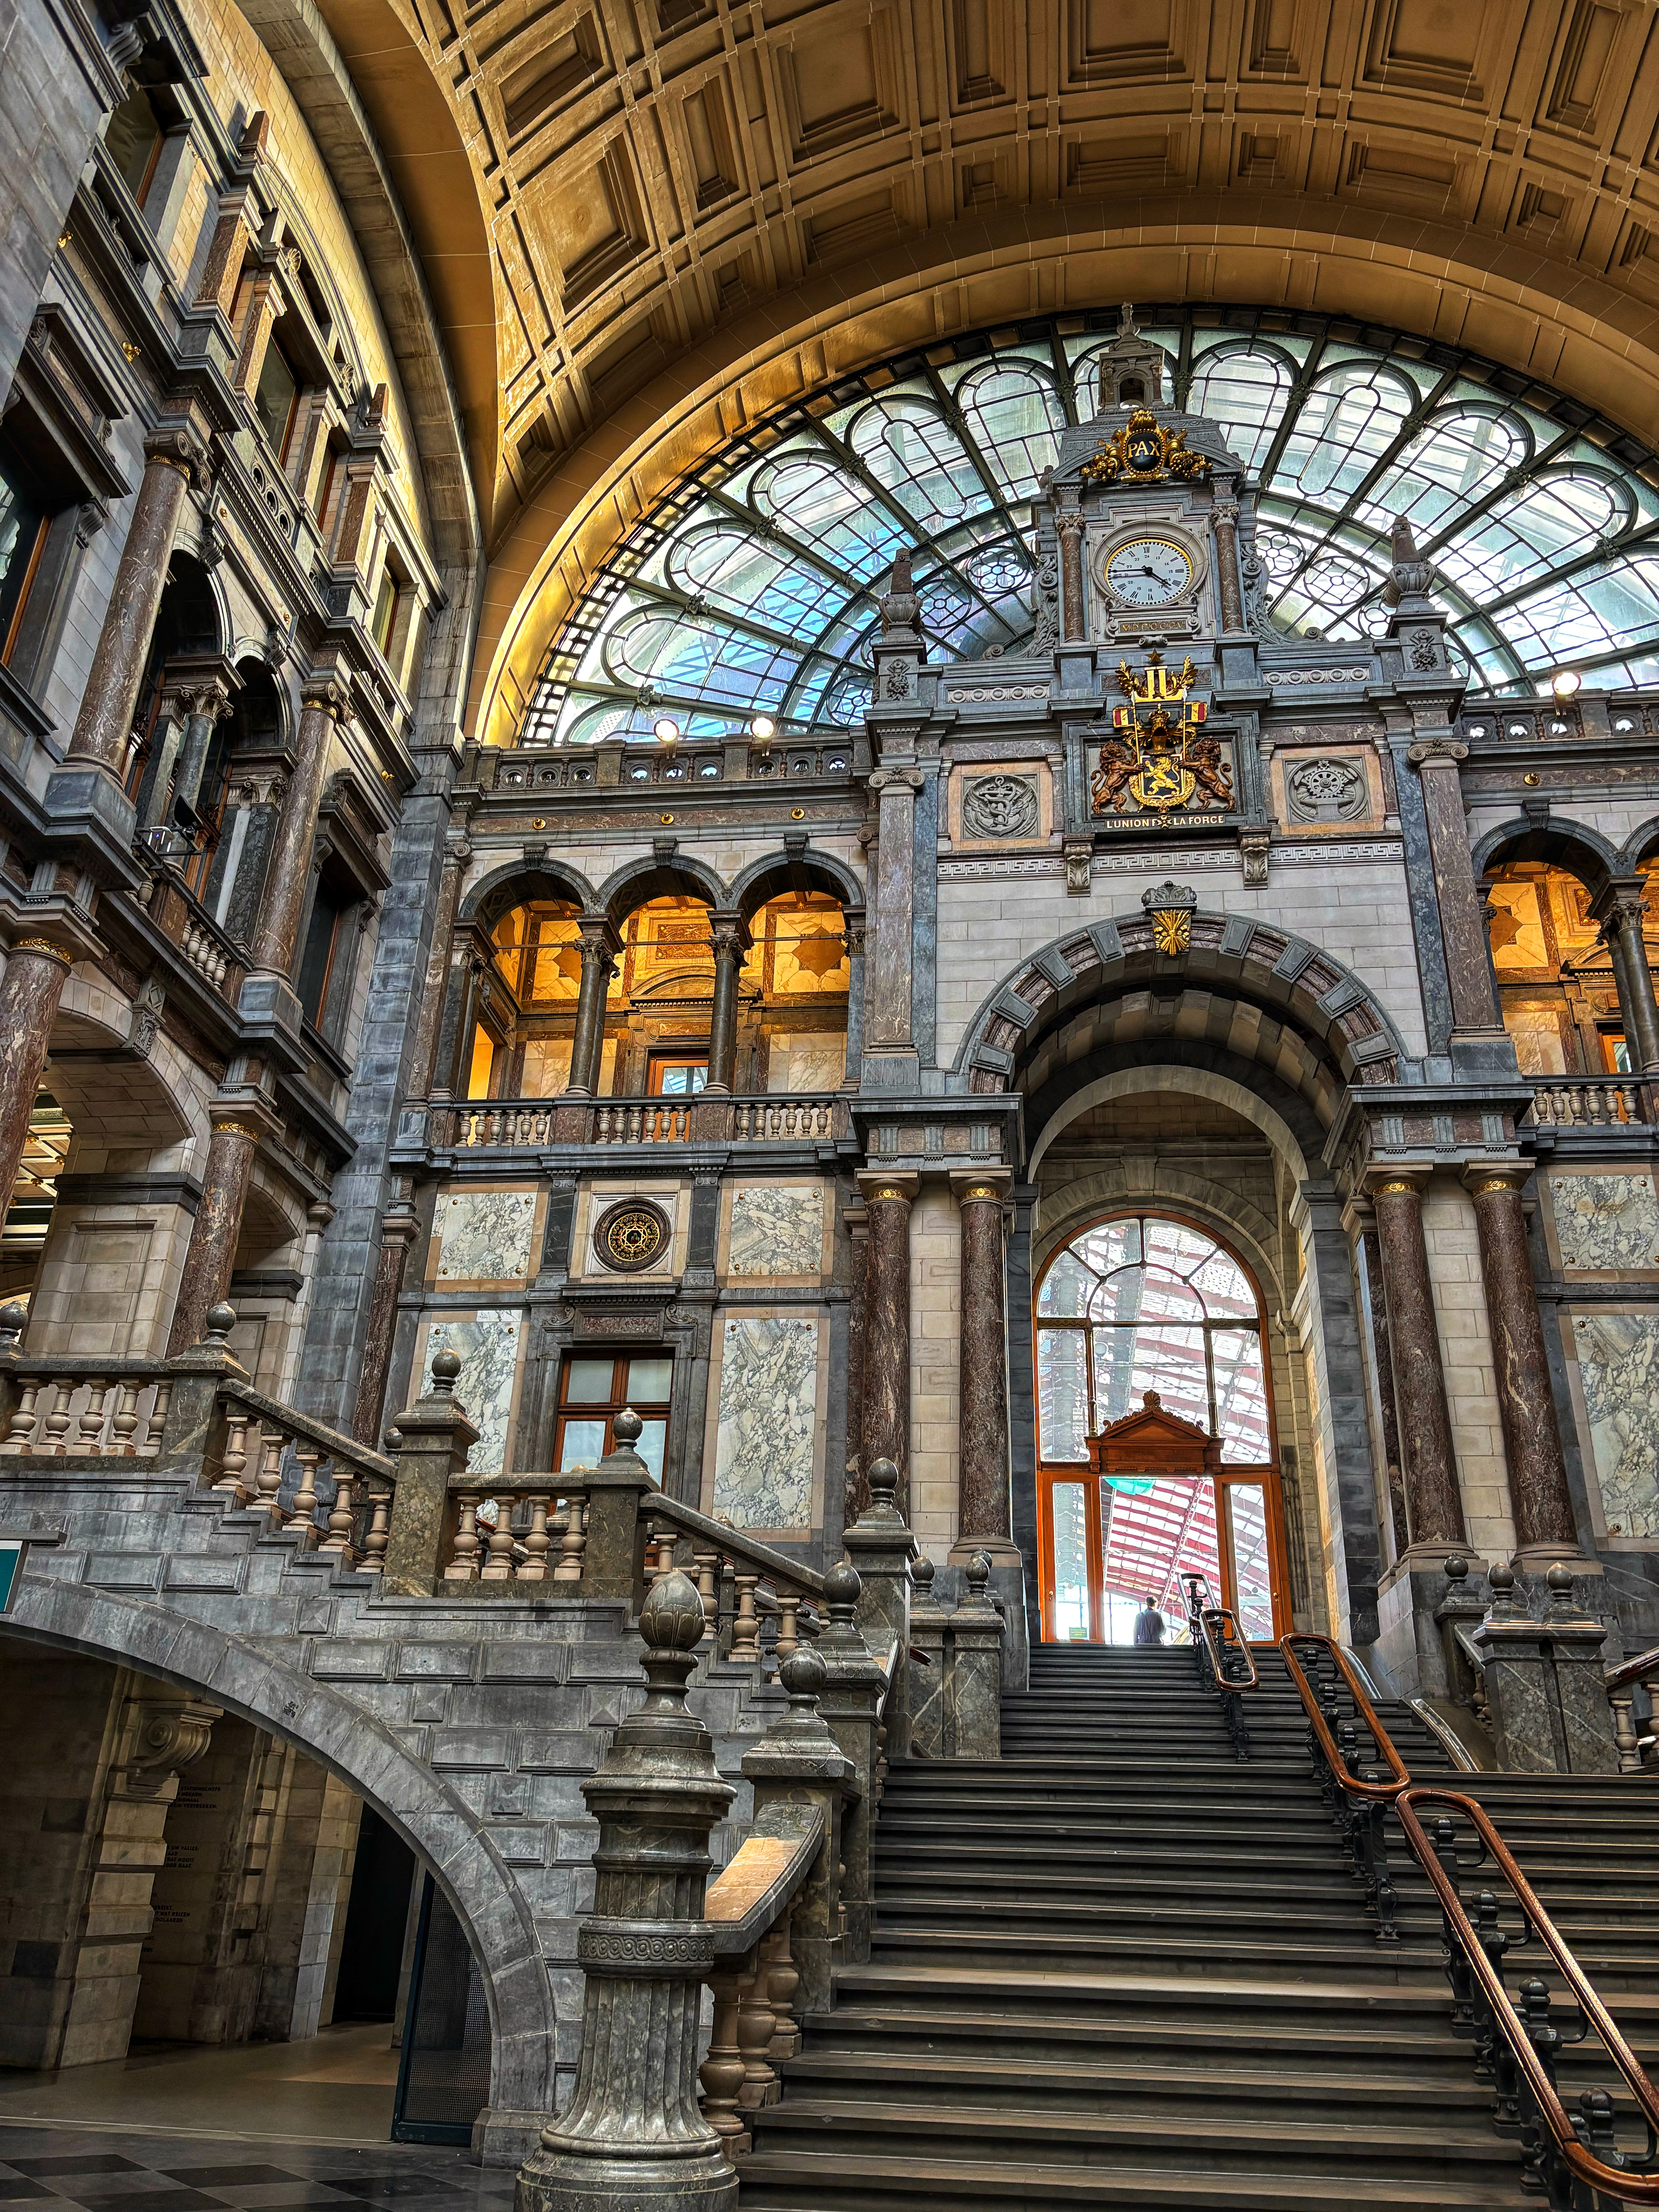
[1106,538,1194,607]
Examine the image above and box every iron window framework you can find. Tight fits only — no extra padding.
[515,305,1659,743]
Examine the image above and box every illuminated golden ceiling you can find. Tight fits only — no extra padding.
[310,0,1659,738]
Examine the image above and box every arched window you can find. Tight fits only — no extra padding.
[1034,1213,1281,1646]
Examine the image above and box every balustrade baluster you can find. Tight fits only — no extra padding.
[291,1444,321,1543]
[732,1572,761,1662]
[216,1411,251,1499]
[0,1379,42,1453]
[481,1495,517,1579]
[699,1971,749,2151]
[255,1427,287,1520]
[552,1494,587,1580]
[775,1590,801,1668]
[1620,1083,1640,1123]
[735,1961,780,2111]
[446,1493,483,1580]
[69,1377,111,1455]
[361,1487,392,1574]
[41,1380,76,1455]
[143,1371,171,1460]
[321,1469,357,1562]
[1566,1084,1585,1125]
[521,1497,550,1580]
[109,1380,143,1456]
[762,1915,800,2063]
[692,1547,720,1639]
[1642,1676,1659,1765]
[1612,1687,1642,1772]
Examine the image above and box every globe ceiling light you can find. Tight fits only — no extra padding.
[653,716,681,742]
[1550,668,1583,698]
[750,714,776,740]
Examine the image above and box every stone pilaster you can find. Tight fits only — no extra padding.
[1408,736,1505,1045]
[248,674,346,982]
[407,826,475,1097]
[865,767,922,1088]
[856,1171,915,1510]
[515,1571,737,2212]
[1592,879,1659,1074]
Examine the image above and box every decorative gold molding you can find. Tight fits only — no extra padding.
[210,1120,263,1142]
[11,938,74,967]
[1372,1178,1421,1198]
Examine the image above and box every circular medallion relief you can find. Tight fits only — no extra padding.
[594,1199,672,1273]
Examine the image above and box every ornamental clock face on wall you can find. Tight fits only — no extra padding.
[1106,538,1195,607]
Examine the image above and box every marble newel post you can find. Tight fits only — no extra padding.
[950,1171,1015,1565]
[1593,881,1659,1075]
[1366,1171,1468,1558]
[856,1172,915,1510]
[66,426,208,776]
[1463,1168,1585,1567]
[515,1570,737,2212]
[704,914,745,1092]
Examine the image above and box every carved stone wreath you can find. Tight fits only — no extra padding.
[1285,756,1368,824]
[593,1198,672,1273]
[961,773,1040,840]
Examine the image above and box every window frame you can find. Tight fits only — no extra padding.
[554,1350,673,1484]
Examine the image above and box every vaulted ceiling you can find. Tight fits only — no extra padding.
[309,0,1659,740]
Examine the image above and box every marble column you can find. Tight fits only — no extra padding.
[0,937,77,1231]
[867,769,921,1058]
[1359,1221,1410,1556]
[351,1195,421,1445]
[1465,1168,1580,1564]
[1594,881,1659,1073]
[67,428,206,775]
[857,1173,914,1515]
[952,1174,1013,1557]
[704,914,745,1093]
[563,919,618,1095]
[166,1118,263,1355]
[170,679,234,817]
[406,827,473,1097]
[1367,1171,1468,1552]
[1407,737,1503,1039]
[841,908,866,1089]
[248,678,343,980]
[1211,498,1245,634]
[1056,511,1086,641]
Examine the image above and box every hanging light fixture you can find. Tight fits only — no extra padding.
[750,714,776,742]
[1550,668,1582,699]
[653,716,681,742]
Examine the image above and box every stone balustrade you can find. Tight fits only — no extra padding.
[415,1092,847,1152]
[1527,1077,1649,1127]
[441,1480,590,1584]
[593,1099,690,1144]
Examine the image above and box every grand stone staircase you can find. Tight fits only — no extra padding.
[738,1641,1659,2212]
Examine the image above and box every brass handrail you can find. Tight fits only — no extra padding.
[1281,1630,1410,1799]
[1605,1643,1659,1693]
[1183,1573,1255,1758]
[1202,1604,1260,1689]
[1280,1629,1659,2198]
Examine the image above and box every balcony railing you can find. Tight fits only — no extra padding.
[422,1092,847,1149]
[1526,1078,1651,1128]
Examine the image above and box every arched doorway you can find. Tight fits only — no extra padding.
[1032,1211,1288,1646]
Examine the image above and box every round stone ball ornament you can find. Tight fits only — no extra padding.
[593,1197,672,1272]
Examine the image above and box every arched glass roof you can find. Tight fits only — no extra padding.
[515,306,1659,744]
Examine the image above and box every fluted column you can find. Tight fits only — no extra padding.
[166,1114,264,1355]
[1367,1170,1468,1553]
[704,913,745,1093]
[857,1172,914,1516]
[1211,498,1245,634]
[67,427,208,775]
[1464,1167,1581,1564]
[952,1172,1013,1556]
[1056,510,1086,641]
[563,918,618,1096]
[0,937,77,1233]
[1594,880,1659,1074]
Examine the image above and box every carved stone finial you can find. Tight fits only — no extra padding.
[823,1559,862,1621]
[1118,300,1139,338]
[867,1457,899,1511]
[1485,1559,1523,1621]
[429,1347,462,1393]
[641,1566,706,1654]
[1545,1562,1578,1616]
[878,550,919,641]
[1391,515,1420,565]
[912,1556,935,1596]
[1443,1555,1468,1589]
[201,1303,237,1348]
[0,1302,26,1351]
[966,1552,991,1600]
[780,1640,828,1713]
[613,1405,643,1446]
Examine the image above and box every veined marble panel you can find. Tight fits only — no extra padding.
[425,1310,522,1476]
[1552,1174,1659,1275]
[769,1033,846,1093]
[712,1316,818,1528]
[1572,1311,1659,1539]
[729,1187,823,1278]
[435,1190,536,1283]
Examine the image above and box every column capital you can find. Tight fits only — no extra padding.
[869,766,923,797]
[300,675,352,722]
[1461,1163,1531,1199]
[143,423,213,489]
[1363,1164,1433,1199]
[1589,875,1650,932]
[857,1170,919,1202]
[1406,736,1469,768]
[950,1168,1013,1203]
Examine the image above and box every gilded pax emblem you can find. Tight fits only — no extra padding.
[1080,407,1212,486]
[1091,652,1234,818]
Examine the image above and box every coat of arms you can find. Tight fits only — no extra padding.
[1091,652,1234,817]
[1080,407,1212,486]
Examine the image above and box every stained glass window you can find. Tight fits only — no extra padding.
[517,309,1659,743]
[1036,1212,1271,1466]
